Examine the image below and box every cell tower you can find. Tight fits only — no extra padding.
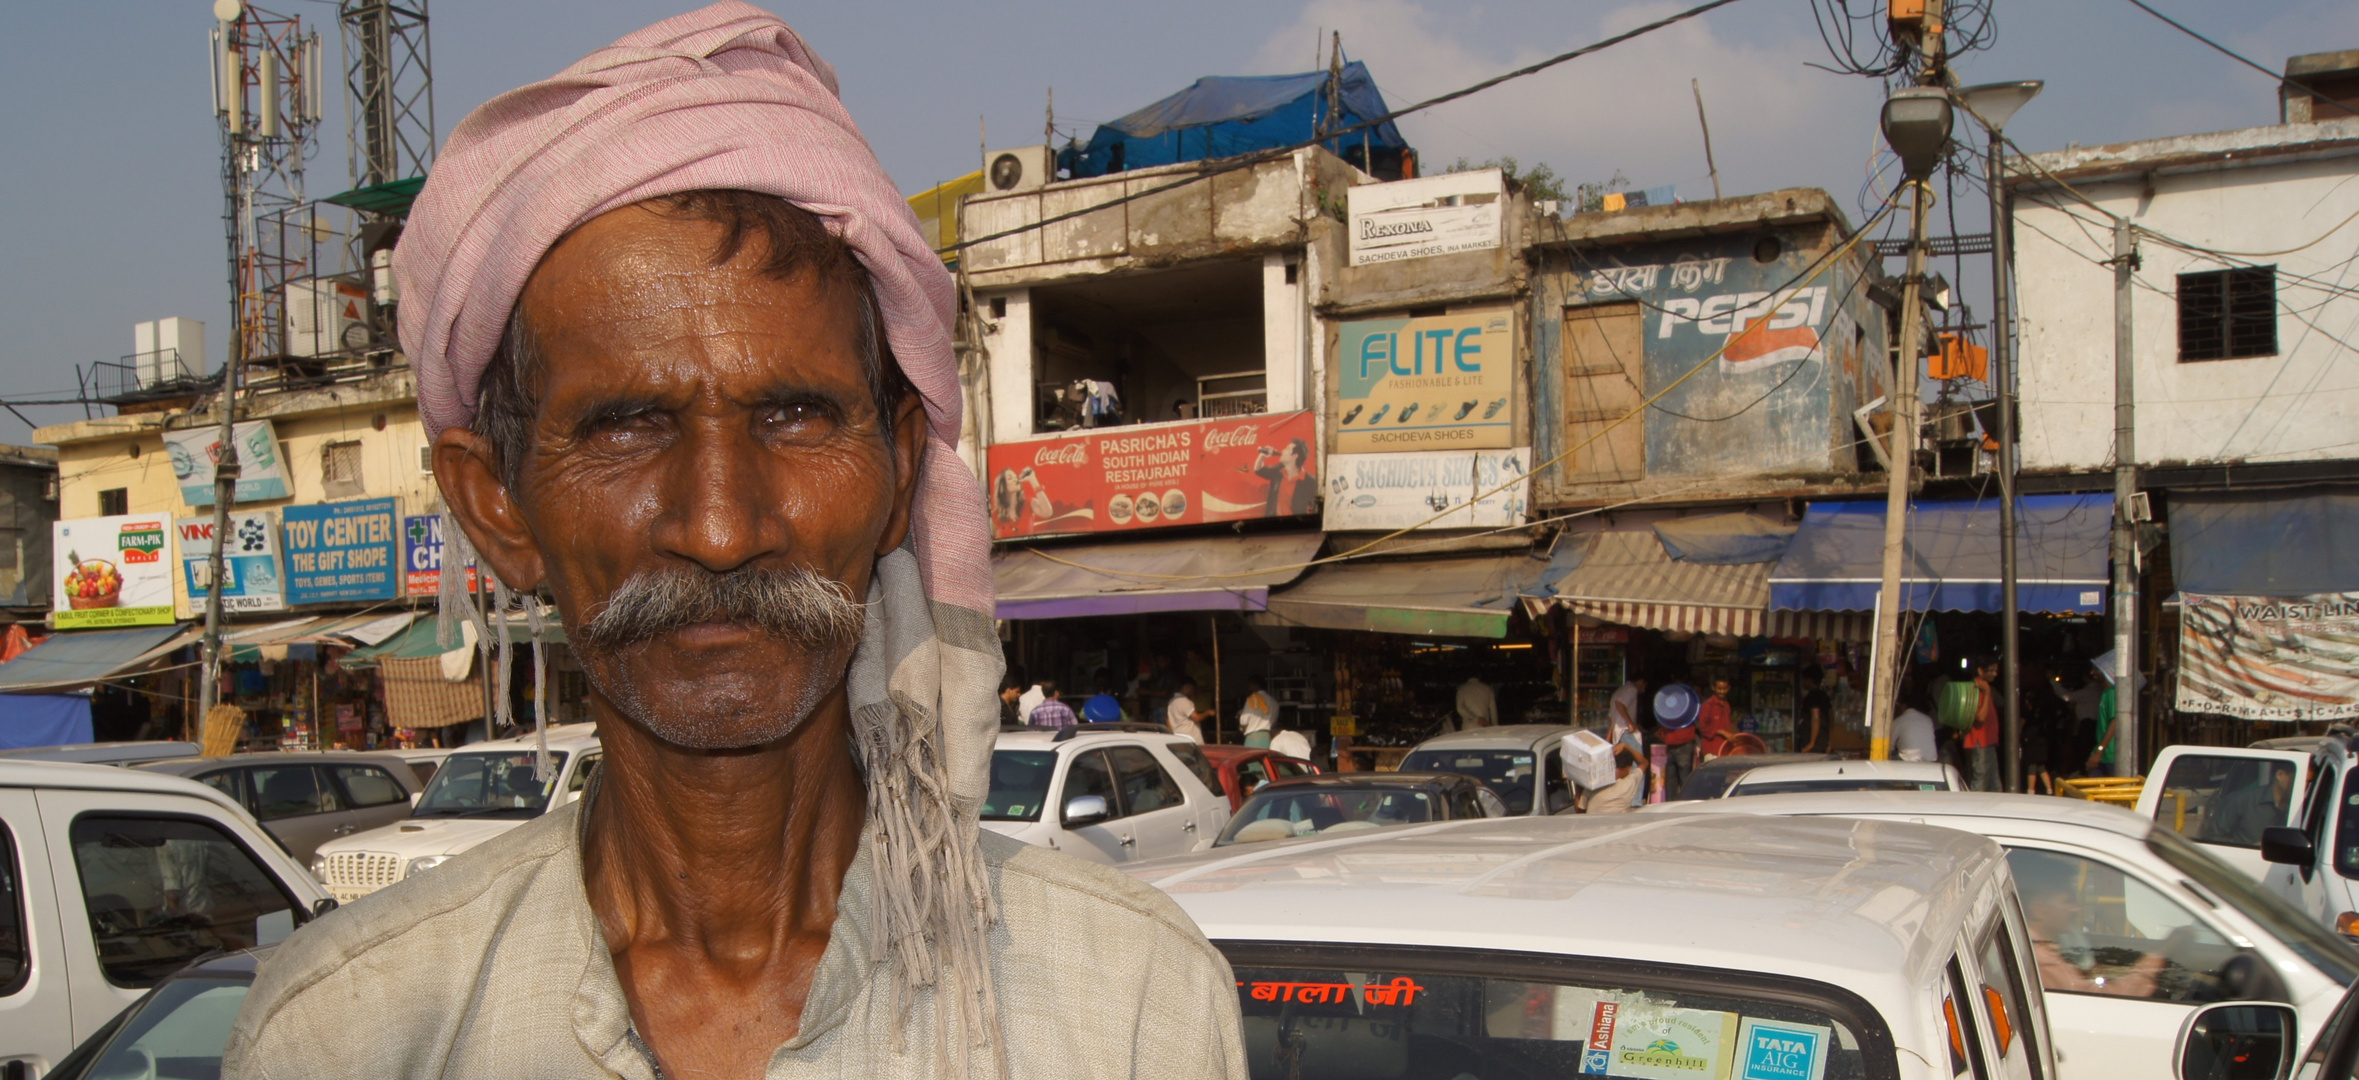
[211,0,327,369]
[336,0,433,348]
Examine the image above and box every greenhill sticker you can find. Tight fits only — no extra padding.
[1606,1006,1738,1080]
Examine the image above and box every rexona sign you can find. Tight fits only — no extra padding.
[1347,169,1504,266]
[985,410,1318,540]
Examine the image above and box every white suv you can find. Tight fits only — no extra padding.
[982,724,1230,864]
[310,725,602,904]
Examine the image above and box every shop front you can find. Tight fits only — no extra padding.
[2164,485,2359,744]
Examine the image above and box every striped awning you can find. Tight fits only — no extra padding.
[1765,608,1874,641]
[1558,598,1761,636]
[1532,530,1771,635]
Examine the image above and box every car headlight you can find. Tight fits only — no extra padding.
[404,855,450,877]
[309,854,328,880]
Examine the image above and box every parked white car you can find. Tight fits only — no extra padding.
[1127,812,2054,1080]
[982,724,1228,864]
[0,760,332,1076]
[2135,742,2313,883]
[1653,790,2359,1078]
[1398,724,1578,815]
[308,725,602,904]
[1718,757,1965,797]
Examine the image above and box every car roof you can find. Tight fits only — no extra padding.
[1693,752,1832,774]
[137,750,415,775]
[176,944,274,979]
[440,724,602,753]
[1405,724,1574,752]
[1648,789,2155,839]
[0,740,201,764]
[994,727,1188,750]
[0,758,263,819]
[1129,813,2003,993]
[1253,772,1464,792]
[1728,759,1955,784]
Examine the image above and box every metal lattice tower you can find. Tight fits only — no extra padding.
[213,2,327,366]
[342,1,434,190]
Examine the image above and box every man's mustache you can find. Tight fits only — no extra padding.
[578,563,866,653]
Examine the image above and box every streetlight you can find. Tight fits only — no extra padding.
[1866,86,1954,763]
[1957,79,2043,792]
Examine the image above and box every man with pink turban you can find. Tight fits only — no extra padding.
[223,5,1244,1077]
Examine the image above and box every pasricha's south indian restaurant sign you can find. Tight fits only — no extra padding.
[987,411,1318,539]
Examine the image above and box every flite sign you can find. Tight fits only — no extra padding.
[986,411,1318,539]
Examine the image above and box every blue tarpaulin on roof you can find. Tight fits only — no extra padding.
[1066,61,1407,178]
[2169,486,2359,597]
[0,625,187,693]
[0,694,92,749]
[1769,495,2115,614]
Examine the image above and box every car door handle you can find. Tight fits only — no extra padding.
[1120,835,1136,846]
[1182,820,1197,832]
[332,824,358,835]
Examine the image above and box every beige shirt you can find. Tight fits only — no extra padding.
[225,805,1246,1079]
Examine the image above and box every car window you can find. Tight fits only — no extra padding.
[1400,749,1537,814]
[568,754,602,795]
[1237,758,1274,795]
[407,760,441,788]
[984,750,1057,822]
[1164,742,1222,794]
[1734,779,1948,796]
[1977,918,2044,1080]
[197,770,244,805]
[412,751,569,819]
[2311,766,2339,852]
[0,821,24,997]
[67,815,296,988]
[1542,750,1571,813]
[85,976,251,1080]
[1450,784,1484,820]
[1108,746,1185,815]
[1219,787,1434,845]
[2147,826,2359,987]
[1273,758,1311,779]
[1063,750,1118,822]
[2006,846,2256,1004]
[2330,767,2359,882]
[247,765,342,821]
[1226,947,1888,1080]
[2151,754,2299,849]
[331,765,408,809]
[1946,958,1991,1078]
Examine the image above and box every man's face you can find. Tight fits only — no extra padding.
[2274,766,2295,802]
[440,204,924,750]
[1711,680,1730,697]
[2025,889,2078,938]
[1979,664,1999,681]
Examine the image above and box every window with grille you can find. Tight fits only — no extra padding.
[98,488,128,517]
[2177,266,2277,361]
[322,440,366,498]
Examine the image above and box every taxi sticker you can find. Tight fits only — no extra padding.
[1737,1017,1832,1080]
[1606,1004,1739,1080]
[1576,999,1617,1075]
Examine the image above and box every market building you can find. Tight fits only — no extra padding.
[2008,84,2359,760]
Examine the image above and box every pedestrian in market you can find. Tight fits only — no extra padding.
[222,8,1249,1076]
[1696,678,1735,759]
[1797,670,1834,755]
[1269,721,1315,763]
[2087,651,2125,777]
[1238,677,1277,747]
[1587,697,1649,813]
[1081,678,1126,723]
[1029,681,1078,727]
[1609,675,1648,733]
[1167,679,1213,743]
[1965,654,2003,791]
[999,672,1027,727]
[1891,689,1941,764]
[1455,674,1498,732]
[1017,677,1047,724]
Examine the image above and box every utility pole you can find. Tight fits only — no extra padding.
[1692,79,1722,200]
[1959,80,2043,791]
[2112,216,2140,769]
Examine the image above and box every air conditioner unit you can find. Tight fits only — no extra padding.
[983,146,1055,194]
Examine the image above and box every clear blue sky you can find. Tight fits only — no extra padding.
[0,0,2349,445]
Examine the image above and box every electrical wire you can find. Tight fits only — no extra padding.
[941,0,1752,256]
[2118,0,2359,120]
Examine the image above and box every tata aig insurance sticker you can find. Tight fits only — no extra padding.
[1737,1017,1832,1080]
[1606,1005,1739,1080]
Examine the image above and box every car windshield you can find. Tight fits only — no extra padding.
[2150,753,2299,849]
[984,750,1058,822]
[1677,765,1754,800]
[412,751,569,819]
[1400,750,1536,813]
[1217,786,1432,846]
[88,976,250,1080]
[1732,779,1946,796]
[2147,825,2359,987]
[1222,946,1889,1080]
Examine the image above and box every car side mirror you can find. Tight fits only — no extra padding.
[1064,794,1110,826]
[2261,826,2315,867]
[2176,1002,2295,1080]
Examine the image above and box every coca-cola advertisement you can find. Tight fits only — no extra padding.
[986,410,1318,539]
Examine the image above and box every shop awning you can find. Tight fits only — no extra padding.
[2169,485,2359,598]
[339,610,566,669]
[1769,494,2114,614]
[1250,553,1535,638]
[994,532,1324,619]
[0,625,193,694]
[1532,529,1772,636]
[221,612,421,661]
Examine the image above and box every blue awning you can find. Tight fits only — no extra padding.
[1066,61,1408,179]
[0,694,92,750]
[2169,485,2359,597]
[0,625,192,693]
[1769,495,2114,614]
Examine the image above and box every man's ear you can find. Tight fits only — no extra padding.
[434,427,547,591]
[874,390,930,558]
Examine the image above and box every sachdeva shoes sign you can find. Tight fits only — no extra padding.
[1334,306,1517,454]
[53,515,176,629]
[986,411,1317,540]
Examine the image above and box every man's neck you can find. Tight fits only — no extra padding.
[580,693,867,1075]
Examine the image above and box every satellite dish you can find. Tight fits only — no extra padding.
[214,0,243,22]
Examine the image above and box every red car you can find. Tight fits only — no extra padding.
[1198,744,1322,810]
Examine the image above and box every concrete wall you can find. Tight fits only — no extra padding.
[2013,128,2359,472]
[0,451,57,605]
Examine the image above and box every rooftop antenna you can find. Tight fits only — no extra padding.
[1321,31,1344,142]
[1044,87,1054,146]
[1692,78,1722,200]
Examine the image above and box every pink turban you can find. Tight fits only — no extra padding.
[395,3,1006,1053]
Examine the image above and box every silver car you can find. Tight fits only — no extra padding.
[1399,724,1578,815]
[139,751,421,863]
